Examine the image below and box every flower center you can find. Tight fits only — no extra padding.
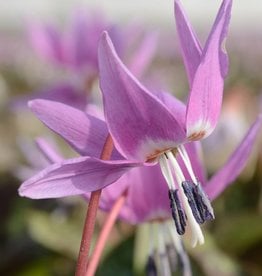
[159,145,214,247]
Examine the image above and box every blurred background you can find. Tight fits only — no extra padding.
[0,0,261,275]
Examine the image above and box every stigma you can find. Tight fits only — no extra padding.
[159,145,214,247]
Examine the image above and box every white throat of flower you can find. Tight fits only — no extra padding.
[159,145,214,247]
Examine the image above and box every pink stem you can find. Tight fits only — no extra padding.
[85,190,128,276]
[75,135,114,276]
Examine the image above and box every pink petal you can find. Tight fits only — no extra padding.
[186,0,232,140]
[29,99,121,159]
[156,91,186,128]
[36,83,88,110]
[65,10,108,70]
[10,83,87,111]
[174,0,202,87]
[98,32,186,161]
[28,22,64,64]
[18,156,142,199]
[204,114,262,200]
[120,165,170,223]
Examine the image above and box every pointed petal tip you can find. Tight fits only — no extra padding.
[174,0,182,9]
[18,185,34,199]
[205,114,262,200]
[28,99,44,112]
[27,100,34,109]
[18,187,24,197]
[28,99,47,110]
[100,30,110,45]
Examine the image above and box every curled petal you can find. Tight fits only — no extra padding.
[99,32,186,161]
[174,0,202,86]
[29,100,121,159]
[205,114,262,200]
[186,0,232,140]
[18,157,142,199]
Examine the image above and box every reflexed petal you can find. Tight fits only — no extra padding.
[186,0,232,140]
[18,156,142,199]
[29,99,122,159]
[174,0,202,86]
[99,32,186,161]
[205,114,262,200]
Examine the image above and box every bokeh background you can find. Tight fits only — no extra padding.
[0,0,262,275]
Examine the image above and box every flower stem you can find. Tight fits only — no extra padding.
[75,135,114,276]
[85,190,128,276]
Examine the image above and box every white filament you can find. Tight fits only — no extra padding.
[159,154,176,190]
[178,145,198,184]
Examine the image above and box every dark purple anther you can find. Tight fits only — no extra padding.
[193,182,214,221]
[168,189,187,235]
[146,255,157,276]
[182,181,204,224]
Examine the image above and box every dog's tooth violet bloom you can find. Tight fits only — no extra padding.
[96,0,232,246]
[19,0,261,249]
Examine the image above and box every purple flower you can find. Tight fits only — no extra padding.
[18,0,262,247]
[28,10,157,76]
[23,10,157,111]
[28,10,108,72]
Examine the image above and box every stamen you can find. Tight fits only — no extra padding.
[166,151,184,183]
[159,155,175,190]
[167,221,192,276]
[168,189,187,235]
[158,223,172,276]
[193,182,214,221]
[182,181,215,223]
[145,223,158,276]
[166,152,205,247]
[162,222,179,273]
[178,145,197,184]
[166,244,178,273]
[182,181,205,224]
[146,255,157,276]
